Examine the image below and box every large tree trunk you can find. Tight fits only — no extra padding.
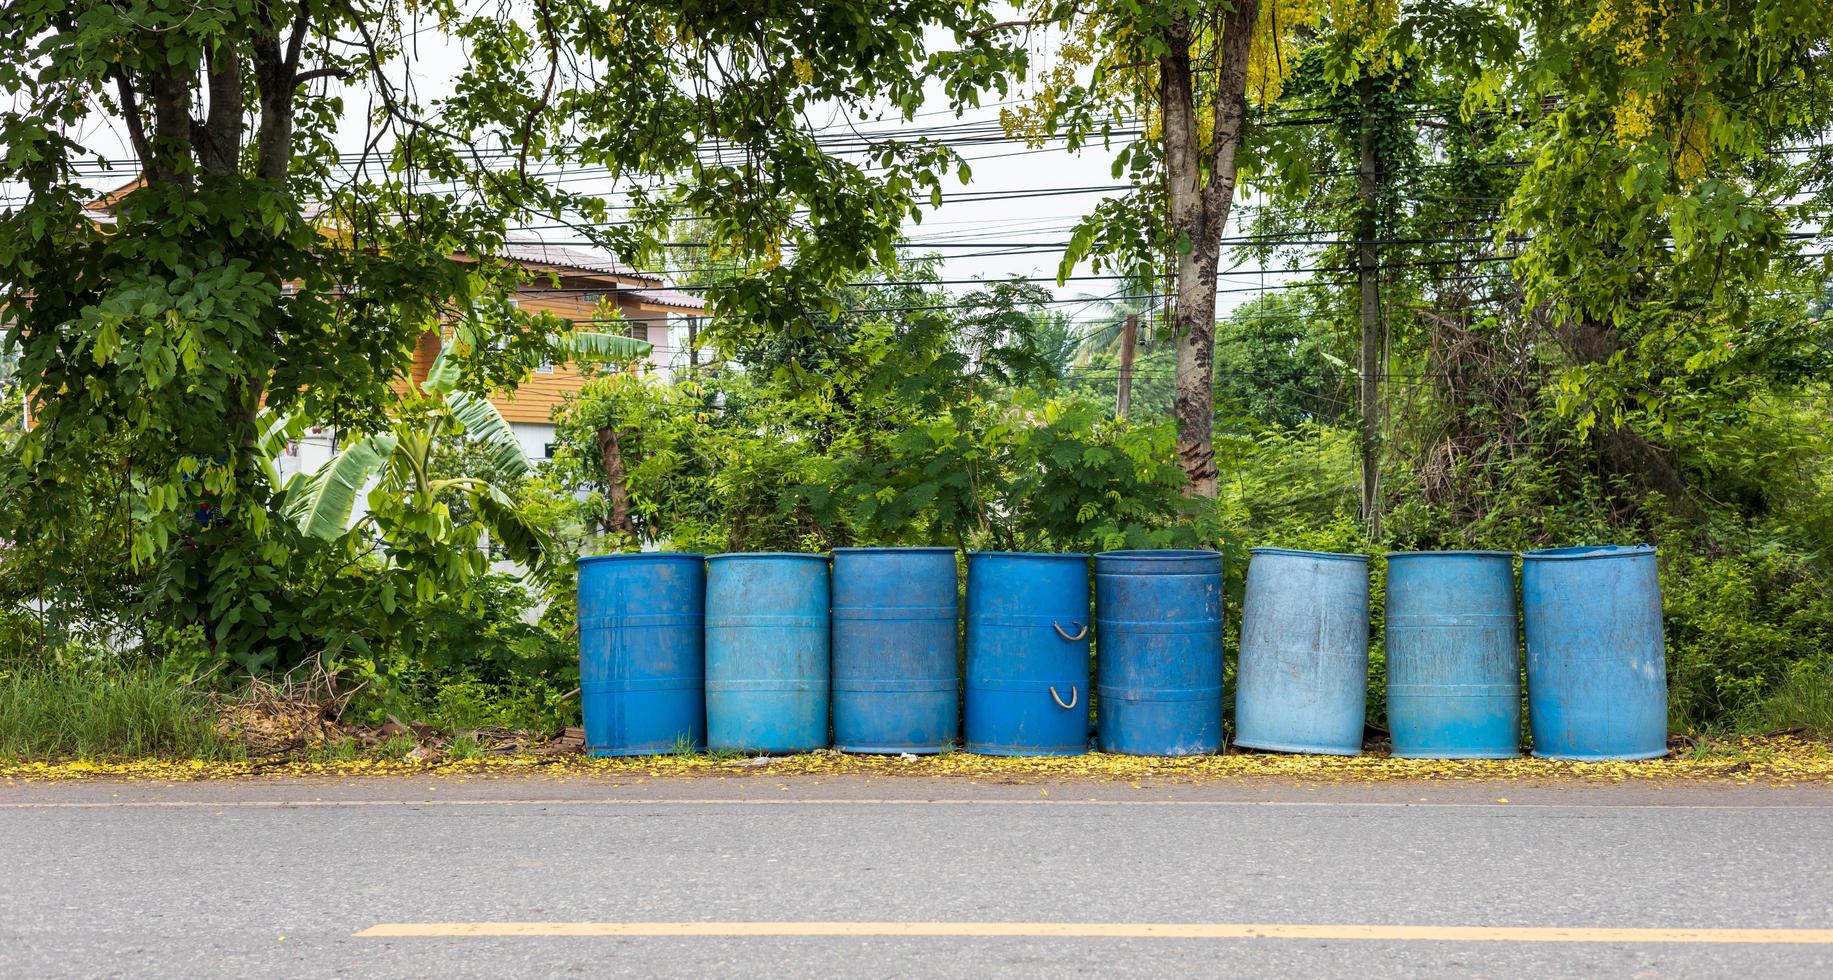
[596,425,640,538]
[1159,0,1259,499]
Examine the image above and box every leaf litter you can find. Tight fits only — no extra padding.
[4,736,1831,786]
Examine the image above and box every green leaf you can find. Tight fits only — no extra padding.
[563,330,652,361]
[283,433,398,540]
[447,391,531,480]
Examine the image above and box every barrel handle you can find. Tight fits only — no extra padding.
[1052,621,1089,642]
[1049,685,1079,710]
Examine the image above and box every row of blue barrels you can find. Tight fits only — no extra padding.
[577,548,1219,757]
[578,544,1666,760]
[1236,545,1667,761]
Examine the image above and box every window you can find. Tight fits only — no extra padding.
[543,443,557,459]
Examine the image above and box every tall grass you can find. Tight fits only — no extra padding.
[1742,662,1833,737]
[0,661,239,760]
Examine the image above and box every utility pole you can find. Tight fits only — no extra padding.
[1356,72,1383,541]
[1115,313,1138,420]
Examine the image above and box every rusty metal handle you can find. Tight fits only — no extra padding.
[1049,685,1079,710]
[1052,621,1089,642]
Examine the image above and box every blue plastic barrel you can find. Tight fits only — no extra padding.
[1521,545,1668,760]
[705,553,831,753]
[577,553,706,756]
[1233,548,1371,756]
[965,552,1090,755]
[1093,550,1224,756]
[830,547,960,753]
[1385,551,1521,759]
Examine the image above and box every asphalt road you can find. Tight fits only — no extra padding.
[3,775,1831,978]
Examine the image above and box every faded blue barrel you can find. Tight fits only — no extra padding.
[705,553,830,753]
[965,552,1090,755]
[1094,550,1224,756]
[831,547,959,753]
[1385,552,1521,759]
[577,553,706,756]
[1521,545,1668,760]
[1234,548,1371,756]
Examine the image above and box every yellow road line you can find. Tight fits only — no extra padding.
[353,922,1833,943]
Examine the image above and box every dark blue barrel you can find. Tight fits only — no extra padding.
[1093,550,1224,756]
[577,553,706,756]
[1385,551,1521,759]
[1521,545,1667,760]
[830,547,960,753]
[965,552,1090,755]
[1233,548,1371,756]
[705,553,830,753]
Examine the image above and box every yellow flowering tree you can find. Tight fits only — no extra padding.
[1502,0,1833,498]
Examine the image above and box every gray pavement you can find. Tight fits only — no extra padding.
[3,775,1831,978]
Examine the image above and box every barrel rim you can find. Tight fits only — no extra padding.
[706,551,830,562]
[1248,546,1370,563]
[1521,544,1656,561]
[576,551,705,566]
[966,550,1091,560]
[1093,548,1223,561]
[831,546,959,554]
[1386,549,1514,559]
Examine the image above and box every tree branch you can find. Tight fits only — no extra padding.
[294,67,351,87]
[1198,0,1259,234]
[109,67,155,170]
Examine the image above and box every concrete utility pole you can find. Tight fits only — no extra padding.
[1356,73,1383,541]
[1115,313,1138,420]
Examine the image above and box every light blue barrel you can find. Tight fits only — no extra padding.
[965,552,1090,755]
[705,553,830,753]
[1094,550,1224,756]
[578,553,706,756]
[831,547,959,753]
[1385,551,1521,759]
[1521,545,1668,760]
[1233,548,1371,755]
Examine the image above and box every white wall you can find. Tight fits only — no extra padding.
[509,421,557,464]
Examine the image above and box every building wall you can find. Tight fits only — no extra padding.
[510,421,558,464]
[487,282,683,425]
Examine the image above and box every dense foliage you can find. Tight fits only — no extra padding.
[0,1,1024,681]
[546,262,1209,556]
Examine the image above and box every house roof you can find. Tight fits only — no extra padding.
[627,287,706,311]
[500,240,661,284]
[501,239,704,312]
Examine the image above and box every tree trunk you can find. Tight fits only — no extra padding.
[1356,73,1383,539]
[1115,313,1138,419]
[596,425,639,538]
[144,61,194,188]
[1560,318,1695,514]
[1159,0,1258,499]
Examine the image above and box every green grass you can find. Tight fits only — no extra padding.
[1741,662,1833,737]
[0,661,240,761]
[446,733,484,760]
[306,736,362,763]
